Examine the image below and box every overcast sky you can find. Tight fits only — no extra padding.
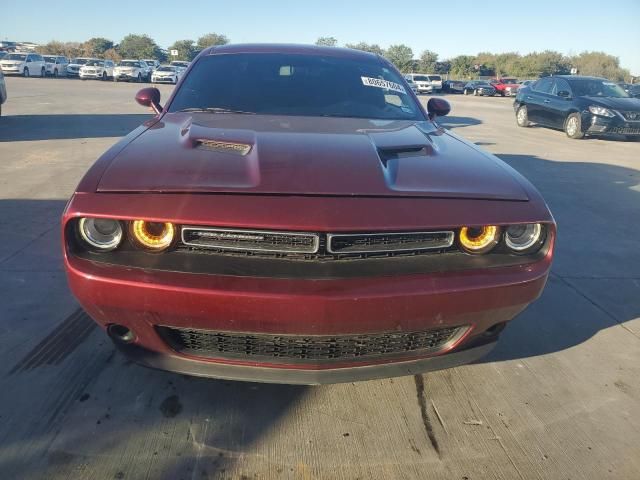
[3,0,639,74]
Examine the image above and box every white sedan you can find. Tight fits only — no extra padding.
[151,65,182,84]
[79,60,115,80]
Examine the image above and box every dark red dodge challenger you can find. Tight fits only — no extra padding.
[63,44,555,384]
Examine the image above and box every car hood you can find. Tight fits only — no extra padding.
[583,96,640,111]
[96,113,529,200]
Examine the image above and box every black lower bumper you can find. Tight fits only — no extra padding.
[587,115,640,136]
[113,340,496,385]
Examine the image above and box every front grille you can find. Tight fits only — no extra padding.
[157,325,465,363]
[180,227,457,260]
[328,231,453,254]
[182,227,319,254]
[621,111,640,122]
[610,127,640,135]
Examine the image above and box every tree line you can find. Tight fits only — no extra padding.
[35,33,632,82]
[35,33,229,63]
[316,36,632,82]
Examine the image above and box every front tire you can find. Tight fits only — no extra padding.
[473,89,478,96]
[102,72,107,81]
[41,67,46,77]
[53,68,58,77]
[23,67,30,77]
[516,105,530,127]
[463,89,469,95]
[565,113,584,139]
[137,73,142,83]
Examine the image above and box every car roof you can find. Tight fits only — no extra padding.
[203,43,381,61]
[553,75,608,81]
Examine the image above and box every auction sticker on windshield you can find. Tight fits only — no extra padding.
[361,76,406,94]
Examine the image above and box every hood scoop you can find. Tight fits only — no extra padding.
[194,139,253,156]
[377,146,430,167]
[181,119,256,156]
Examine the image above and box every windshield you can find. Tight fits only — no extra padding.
[156,66,175,72]
[71,58,89,65]
[412,75,429,82]
[427,75,441,81]
[169,53,423,121]
[85,60,103,67]
[6,54,27,61]
[171,61,188,67]
[43,56,57,63]
[119,61,139,67]
[568,79,629,98]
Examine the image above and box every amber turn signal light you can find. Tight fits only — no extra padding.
[130,220,176,251]
[459,226,500,254]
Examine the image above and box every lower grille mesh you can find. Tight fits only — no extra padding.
[157,326,463,363]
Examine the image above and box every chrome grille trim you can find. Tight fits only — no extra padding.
[181,227,320,254]
[327,231,455,254]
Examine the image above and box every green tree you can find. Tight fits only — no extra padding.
[418,50,438,73]
[434,60,451,75]
[103,48,121,62]
[168,40,197,62]
[449,55,476,79]
[315,37,338,47]
[571,51,630,81]
[385,44,414,73]
[345,42,384,56]
[117,34,161,60]
[196,33,229,50]
[81,37,114,57]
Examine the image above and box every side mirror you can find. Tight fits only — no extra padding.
[427,97,451,120]
[135,87,163,115]
[557,90,571,99]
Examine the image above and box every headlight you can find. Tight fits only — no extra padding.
[459,226,500,254]
[505,223,544,253]
[588,106,615,117]
[130,220,176,251]
[78,218,123,251]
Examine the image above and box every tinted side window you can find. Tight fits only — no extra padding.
[555,79,571,96]
[533,78,553,94]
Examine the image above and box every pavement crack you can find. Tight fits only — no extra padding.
[413,374,441,457]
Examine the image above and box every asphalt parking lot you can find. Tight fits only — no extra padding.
[0,77,639,480]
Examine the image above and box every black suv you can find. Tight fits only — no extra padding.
[513,76,640,140]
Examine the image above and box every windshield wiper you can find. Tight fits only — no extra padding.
[177,107,256,114]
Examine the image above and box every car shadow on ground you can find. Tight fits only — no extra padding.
[0,114,153,142]
[480,154,640,363]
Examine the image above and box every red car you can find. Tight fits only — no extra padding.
[62,44,555,384]
[491,77,521,97]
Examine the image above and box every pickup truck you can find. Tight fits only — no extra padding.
[490,78,520,97]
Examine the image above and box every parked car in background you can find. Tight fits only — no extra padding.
[514,75,640,140]
[170,60,190,73]
[0,41,17,52]
[404,74,433,94]
[490,77,520,97]
[405,77,418,95]
[0,52,46,77]
[619,83,640,99]
[79,59,114,80]
[67,58,95,77]
[143,59,160,71]
[62,44,555,384]
[151,65,183,84]
[43,55,69,77]
[114,60,150,82]
[0,51,7,61]
[424,74,443,92]
[0,69,6,116]
[463,81,496,96]
[443,80,466,93]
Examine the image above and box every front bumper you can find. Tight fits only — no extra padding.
[63,193,554,383]
[586,113,640,136]
[0,66,21,74]
[79,72,102,79]
[115,72,139,81]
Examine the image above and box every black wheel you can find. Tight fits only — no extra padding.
[23,67,30,77]
[463,89,468,95]
[102,72,107,81]
[41,67,46,77]
[516,105,530,127]
[565,113,584,139]
[53,68,58,77]
[473,89,478,96]
[137,73,142,83]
